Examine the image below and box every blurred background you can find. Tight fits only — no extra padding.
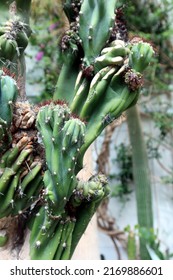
[26,0,173,260]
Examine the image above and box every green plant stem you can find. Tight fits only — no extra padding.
[126,105,153,260]
[53,61,79,104]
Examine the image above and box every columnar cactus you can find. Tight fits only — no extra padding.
[0,0,155,259]
[36,102,85,215]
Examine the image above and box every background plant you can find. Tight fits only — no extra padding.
[110,143,133,197]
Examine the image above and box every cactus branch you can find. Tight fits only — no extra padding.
[127,105,153,260]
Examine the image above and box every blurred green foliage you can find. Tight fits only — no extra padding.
[27,0,64,103]
[110,143,133,197]
[125,225,173,260]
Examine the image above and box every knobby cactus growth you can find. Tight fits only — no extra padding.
[0,0,154,259]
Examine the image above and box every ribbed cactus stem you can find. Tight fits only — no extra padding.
[79,0,117,65]
[69,174,110,258]
[126,105,153,260]
[53,62,79,104]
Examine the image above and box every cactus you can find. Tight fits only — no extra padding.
[127,105,153,259]
[0,70,18,125]
[0,17,30,66]
[0,0,155,259]
[0,137,43,218]
[36,102,85,215]
[69,174,110,258]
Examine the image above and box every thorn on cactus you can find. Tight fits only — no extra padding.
[35,241,41,249]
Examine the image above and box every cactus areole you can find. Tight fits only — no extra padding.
[0,0,154,259]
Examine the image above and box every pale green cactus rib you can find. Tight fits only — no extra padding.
[19,163,42,193]
[94,41,129,72]
[80,66,117,119]
[29,207,46,245]
[70,75,90,114]
[60,223,74,260]
[12,148,33,173]
[53,219,75,260]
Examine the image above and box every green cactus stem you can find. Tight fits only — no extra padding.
[79,0,117,66]
[29,173,110,260]
[127,105,153,260]
[76,69,140,171]
[36,102,86,215]
[70,73,90,115]
[69,174,110,258]
[53,60,80,104]
[128,40,155,73]
[29,207,60,260]
[0,71,18,125]
[53,0,82,103]
[29,205,76,260]
[0,141,42,218]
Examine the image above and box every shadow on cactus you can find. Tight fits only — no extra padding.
[0,0,155,259]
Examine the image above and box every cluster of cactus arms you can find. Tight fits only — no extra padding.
[0,0,154,259]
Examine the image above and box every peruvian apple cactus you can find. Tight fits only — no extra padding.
[0,0,154,259]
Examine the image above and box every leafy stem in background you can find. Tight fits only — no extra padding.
[110,143,133,197]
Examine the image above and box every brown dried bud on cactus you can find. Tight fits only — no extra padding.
[109,6,128,43]
[124,68,144,91]
[13,102,36,130]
